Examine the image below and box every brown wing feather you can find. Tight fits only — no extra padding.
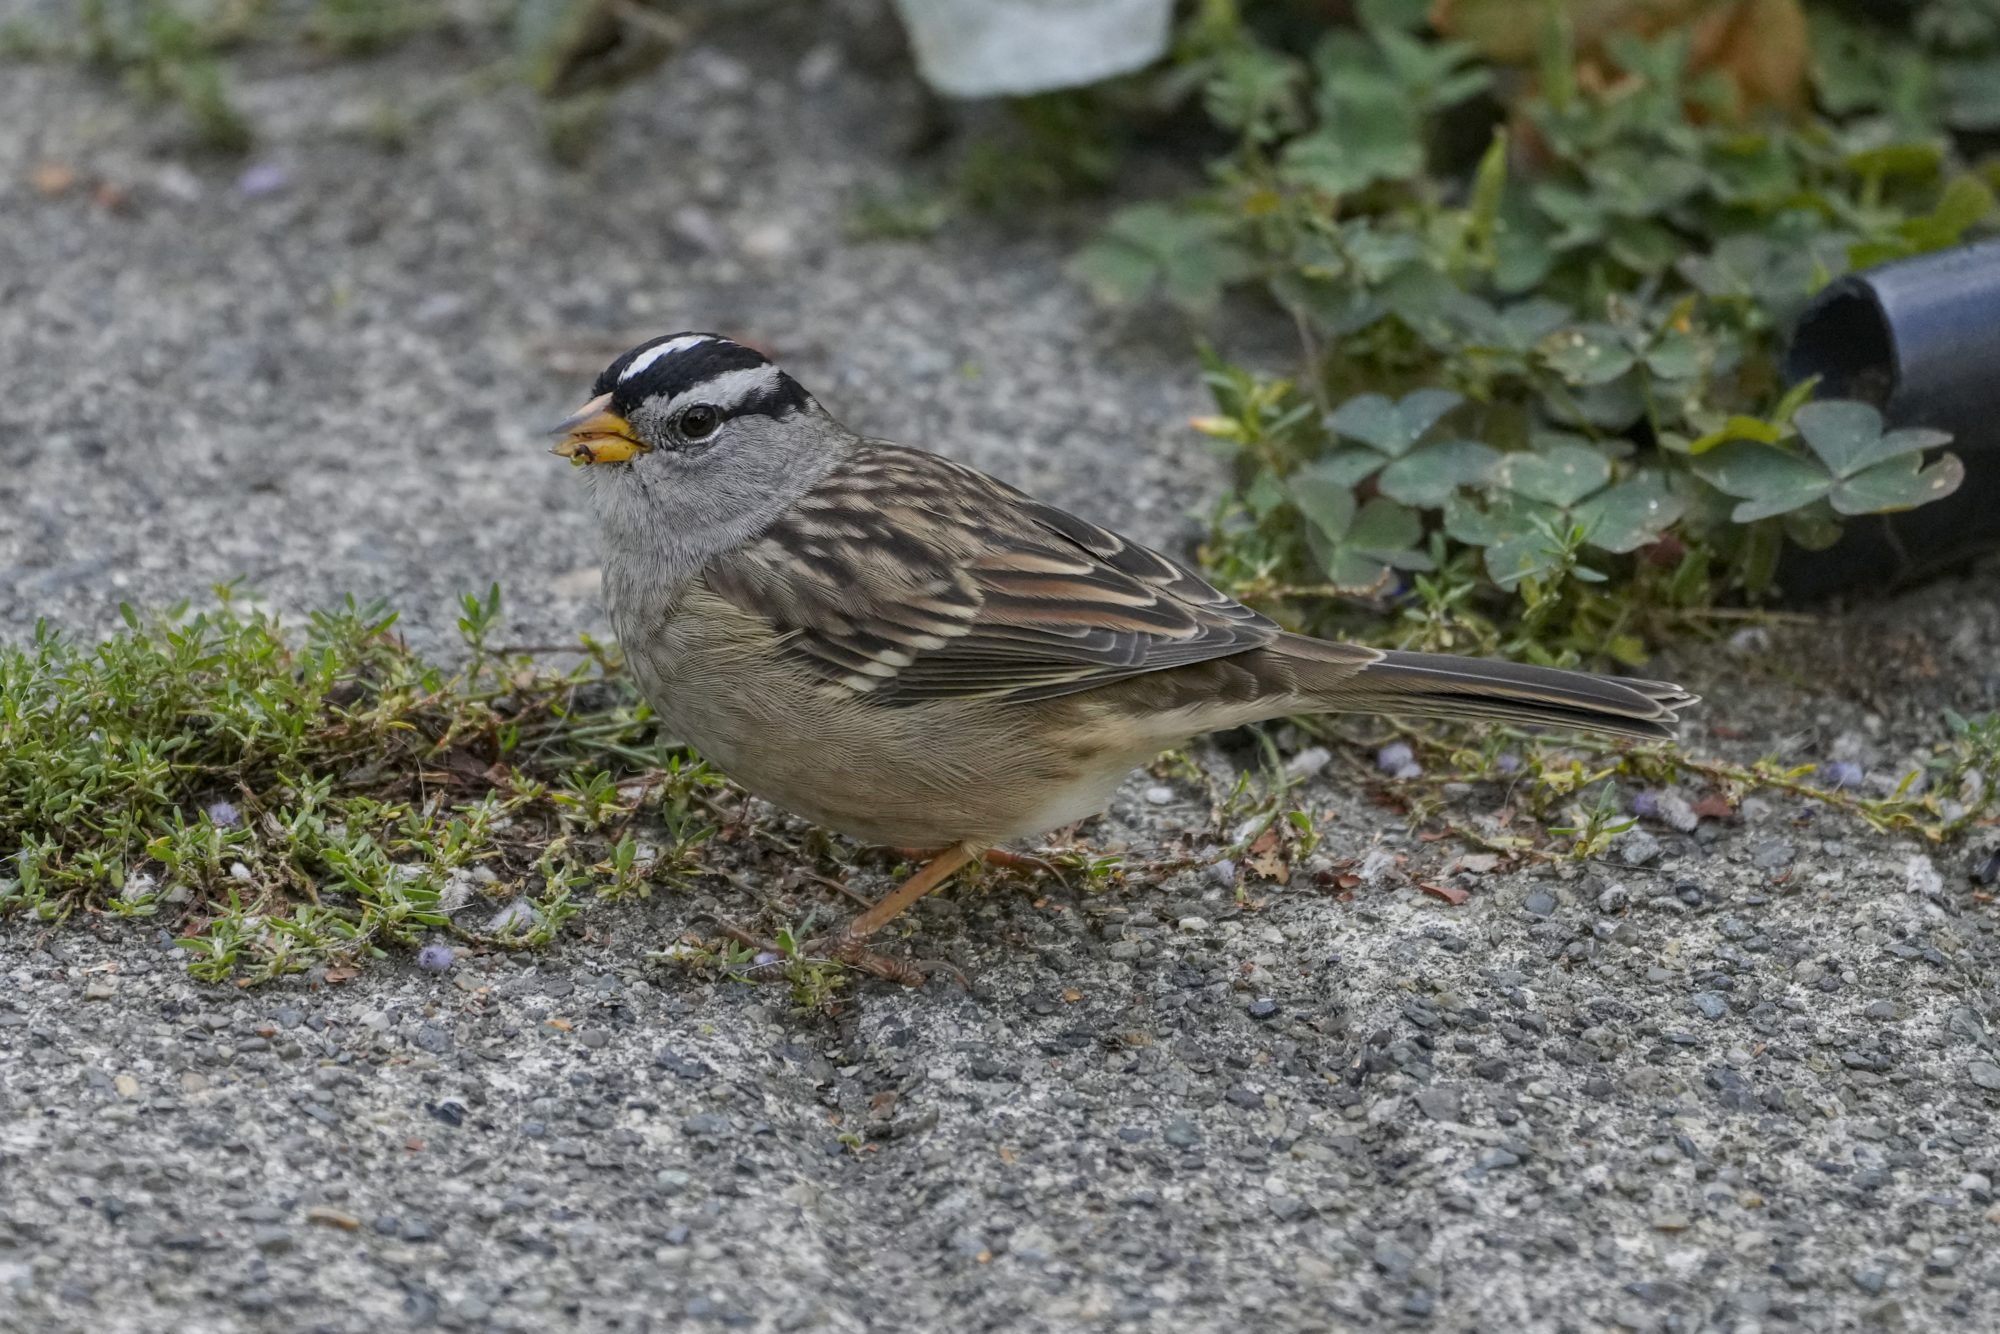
[700,442,1278,704]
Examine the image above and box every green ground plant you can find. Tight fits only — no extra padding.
[4,0,666,152]
[1072,0,2000,665]
[0,587,730,983]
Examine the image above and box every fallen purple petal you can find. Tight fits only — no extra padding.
[205,800,241,828]
[416,943,454,972]
[236,162,290,197]
[1376,742,1415,775]
[1825,761,1863,791]
[1632,789,1661,819]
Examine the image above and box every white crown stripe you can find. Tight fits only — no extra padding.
[662,364,785,419]
[617,334,715,384]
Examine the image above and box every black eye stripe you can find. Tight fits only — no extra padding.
[590,334,816,445]
[729,376,811,421]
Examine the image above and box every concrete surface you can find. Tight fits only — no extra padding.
[3,7,2000,1333]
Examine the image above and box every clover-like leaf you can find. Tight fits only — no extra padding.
[1072,206,1255,312]
[1326,388,1463,456]
[1202,44,1302,144]
[1500,438,1612,507]
[1539,323,1638,386]
[1313,448,1393,489]
[1531,183,1608,250]
[1345,497,1425,557]
[1483,533,1566,589]
[1377,439,1501,507]
[1575,473,1684,553]
[1442,491,1552,548]
[1829,452,1965,515]
[1278,94,1423,197]
[1242,469,1287,519]
[1313,497,1434,590]
[1489,297,1570,352]
[1289,465,1357,539]
[1794,399,1953,479]
[1643,330,1706,381]
[1689,441,1831,522]
[1606,217,1680,274]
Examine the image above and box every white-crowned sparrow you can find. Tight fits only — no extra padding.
[553,333,1694,982]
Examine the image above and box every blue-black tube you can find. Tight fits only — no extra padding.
[1776,238,2000,598]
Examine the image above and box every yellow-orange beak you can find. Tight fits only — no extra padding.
[550,392,648,465]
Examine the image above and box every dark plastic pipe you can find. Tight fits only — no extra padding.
[1776,238,2000,598]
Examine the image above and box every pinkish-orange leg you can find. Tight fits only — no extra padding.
[719,845,981,988]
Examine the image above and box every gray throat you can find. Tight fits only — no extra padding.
[584,412,846,634]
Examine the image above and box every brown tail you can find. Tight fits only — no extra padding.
[1279,635,1695,740]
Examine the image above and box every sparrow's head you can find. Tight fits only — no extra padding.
[554,333,848,564]
[551,332,820,471]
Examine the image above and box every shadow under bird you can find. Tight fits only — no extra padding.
[551,333,1696,984]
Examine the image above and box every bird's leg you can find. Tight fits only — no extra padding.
[702,845,980,988]
[800,843,981,986]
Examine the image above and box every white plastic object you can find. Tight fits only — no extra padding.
[889,0,1174,98]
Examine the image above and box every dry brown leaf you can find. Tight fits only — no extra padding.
[1433,0,1808,116]
[1688,0,1808,116]
[1249,850,1291,884]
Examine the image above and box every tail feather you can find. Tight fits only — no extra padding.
[1279,636,1696,740]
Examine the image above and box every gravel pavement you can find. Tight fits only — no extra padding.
[4,9,2000,1333]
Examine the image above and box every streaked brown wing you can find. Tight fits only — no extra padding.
[700,442,1279,704]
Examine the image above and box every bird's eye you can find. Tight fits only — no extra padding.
[679,404,721,440]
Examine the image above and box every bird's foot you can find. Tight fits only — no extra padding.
[800,927,966,989]
[700,919,963,990]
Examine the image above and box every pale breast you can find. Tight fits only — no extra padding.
[621,581,1159,849]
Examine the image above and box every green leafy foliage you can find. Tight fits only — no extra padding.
[0,588,727,983]
[1093,4,1996,661]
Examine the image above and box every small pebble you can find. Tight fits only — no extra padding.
[1143,785,1175,806]
[1824,761,1863,790]
[1727,626,1771,656]
[487,898,540,934]
[1905,854,1944,899]
[1375,742,1415,776]
[1283,747,1330,780]
[1247,998,1279,1021]
[1617,831,1662,867]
